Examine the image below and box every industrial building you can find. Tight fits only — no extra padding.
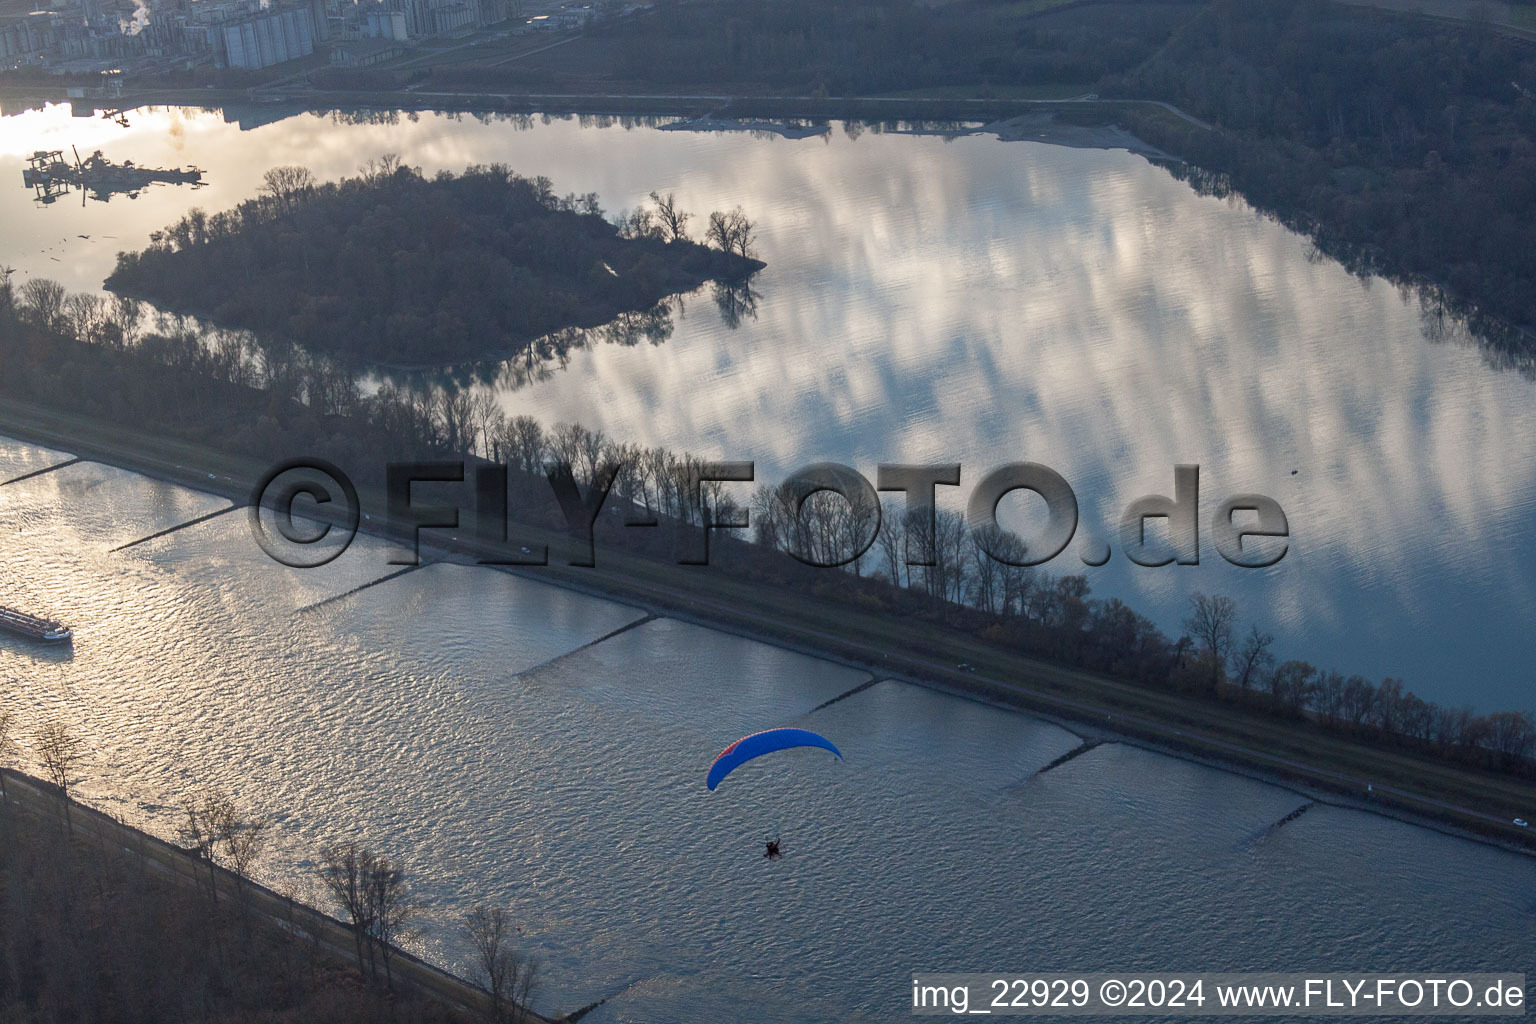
[0,14,52,63]
[0,0,515,75]
[329,36,404,65]
[218,7,314,69]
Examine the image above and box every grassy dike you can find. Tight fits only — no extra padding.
[1,394,1532,858]
[0,766,556,1023]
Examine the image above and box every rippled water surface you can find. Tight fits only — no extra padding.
[0,446,1531,1021]
[1,102,1534,1020]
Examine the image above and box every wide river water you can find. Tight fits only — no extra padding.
[0,102,1533,1021]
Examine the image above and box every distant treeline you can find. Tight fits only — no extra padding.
[105,159,763,365]
[1108,0,1536,345]
[0,272,1532,779]
[575,0,1198,95]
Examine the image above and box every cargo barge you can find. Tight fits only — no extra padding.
[0,607,73,643]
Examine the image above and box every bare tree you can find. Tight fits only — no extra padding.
[1314,670,1347,725]
[437,387,478,455]
[967,525,1005,613]
[1373,677,1406,737]
[1431,704,1474,754]
[366,854,412,990]
[994,534,1035,617]
[507,415,547,477]
[467,904,513,1021]
[466,904,539,1022]
[1229,625,1275,694]
[106,293,143,348]
[34,721,84,828]
[318,841,375,979]
[0,708,15,802]
[1266,660,1318,714]
[260,165,316,214]
[63,293,106,344]
[507,948,540,1024]
[873,499,905,586]
[360,152,405,184]
[1340,675,1376,727]
[840,484,881,577]
[705,207,757,259]
[318,842,413,988]
[1183,592,1236,692]
[933,509,971,605]
[1485,711,1536,768]
[179,789,236,906]
[615,206,661,240]
[648,190,691,242]
[548,422,588,475]
[215,800,267,907]
[19,278,66,331]
[470,392,505,460]
[576,425,608,485]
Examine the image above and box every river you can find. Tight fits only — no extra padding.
[0,101,1532,1021]
[0,442,1531,1021]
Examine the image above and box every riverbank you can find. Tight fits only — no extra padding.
[0,395,1531,859]
[0,85,1195,159]
[0,766,554,1023]
[892,110,1181,161]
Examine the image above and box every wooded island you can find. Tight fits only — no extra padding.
[106,159,763,365]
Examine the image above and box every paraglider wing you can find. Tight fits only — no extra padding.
[706,727,842,791]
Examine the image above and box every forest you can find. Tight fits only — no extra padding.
[564,0,1200,95]
[105,159,763,365]
[1,270,1532,782]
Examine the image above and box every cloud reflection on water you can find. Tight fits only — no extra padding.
[0,105,1532,706]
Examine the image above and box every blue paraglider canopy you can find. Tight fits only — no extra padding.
[706,727,842,791]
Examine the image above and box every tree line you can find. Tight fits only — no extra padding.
[0,712,540,1023]
[0,272,1530,781]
